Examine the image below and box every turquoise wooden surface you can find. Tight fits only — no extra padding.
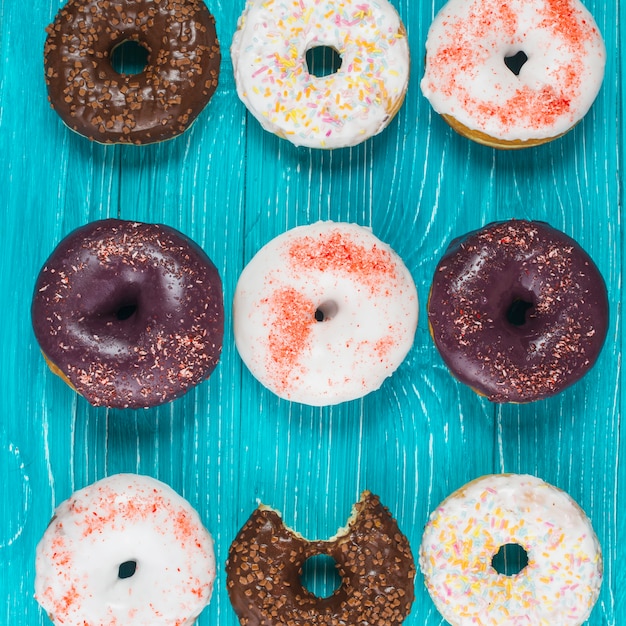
[0,0,622,622]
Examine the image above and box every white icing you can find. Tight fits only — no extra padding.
[35,474,216,626]
[419,474,603,625]
[421,0,606,141]
[231,0,410,149]
[233,221,418,405]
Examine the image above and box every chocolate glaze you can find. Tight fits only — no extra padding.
[428,220,609,403]
[44,0,220,144]
[31,219,224,408]
[226,491,416,626]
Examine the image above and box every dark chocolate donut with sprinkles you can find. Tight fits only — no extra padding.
[31,219,224,408]
[428,220,609,403]
[226,491,416,625]
[44,0,220,144]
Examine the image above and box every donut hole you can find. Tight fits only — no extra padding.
[314,300,339,322]
[118,560,137,579]
[115,302,138,321]
[111,40,150,75]
[504,51,528,76]
[300,554,342,598]
[305,46,343,78]
[506,298,534,327]
[491,543,529,576]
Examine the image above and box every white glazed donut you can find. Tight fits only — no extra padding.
[233,221,418,405]
[231,0,410,149]
[35,474,216,626]
[421,0,606,148]
[419,474,603,625]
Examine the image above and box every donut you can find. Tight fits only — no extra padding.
[226,491,416,625]
[35,473,216,625]
[427,219,608,403]
[230,0,410,149]
[44,0,220,144]
[419,474,603,625]
[31,219,224,409]
[420,0,606,149]
[232,221,418,405]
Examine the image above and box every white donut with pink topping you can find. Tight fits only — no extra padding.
[231,0,410,149]
[35,474,216,626]
[421,0,606,148]
[233,222,418,405]
[419,474,603,625]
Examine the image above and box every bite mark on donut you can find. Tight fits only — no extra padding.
[226,491,416,625]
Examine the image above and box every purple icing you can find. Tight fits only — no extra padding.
[427,220,609,403]
[31,219,224,408]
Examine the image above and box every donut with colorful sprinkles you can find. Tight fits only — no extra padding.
[421,0,606,148]
[231,0,410,148]
[419,474,603,625]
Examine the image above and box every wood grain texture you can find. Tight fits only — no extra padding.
[0,0,622,624]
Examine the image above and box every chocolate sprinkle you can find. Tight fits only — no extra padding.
[31,219,224,408]
[225,491,416,625]
[427,220,609,403]
[43,0,221,144]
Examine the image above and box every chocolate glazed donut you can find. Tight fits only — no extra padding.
[31,219,224,408]
[226,491,416,625]
[428,220,609,403]
[44,0,220,144]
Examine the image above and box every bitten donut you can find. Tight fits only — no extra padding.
[31,219,224,408]
[233,221,418,405]
[421,0,606,148]
[419,474,603,625]
[35,474,216,625]
[44,0,220,144]
[231,0,410,148]
[226,491,416,625]
[428,220,608,403]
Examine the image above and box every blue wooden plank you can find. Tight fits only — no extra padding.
[0,0,622,624]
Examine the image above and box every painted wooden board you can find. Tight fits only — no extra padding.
[0,0,622,623]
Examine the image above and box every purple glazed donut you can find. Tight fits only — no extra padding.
[31,219,224,408]
[427,220,608,403]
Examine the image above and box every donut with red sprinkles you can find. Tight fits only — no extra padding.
[44,0,220,144]
[35,474,217,625]
[420,0,606,148]
[233,221,418,406]
[427,219,609,403]
[31,219,224,408]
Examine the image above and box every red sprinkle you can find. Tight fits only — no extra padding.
[288,230,397,291]
[264,287,316,390]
